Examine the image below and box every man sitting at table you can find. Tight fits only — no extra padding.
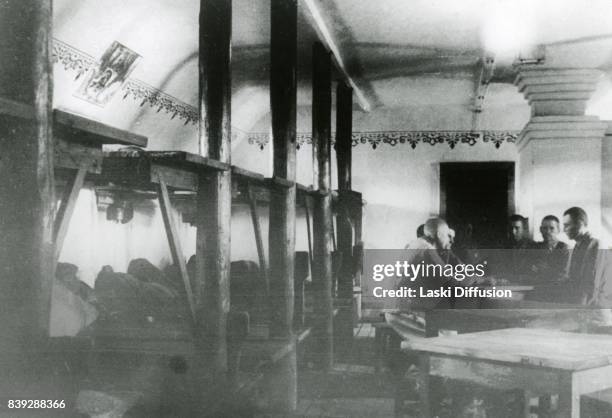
[501,214,535,279]
[531,215,569,284]
[416,223,425,239]
[402,218,452,308]
[508,214,535,249]
[563,207,601,305]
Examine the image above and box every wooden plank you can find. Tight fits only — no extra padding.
[54,109,147,147]
[268,0,298,411]
[55,137,103,173]
[0,96,35,120]
[266,175,295,189]
[247,185,269,296]
[311,41,334,370]
[331,215,337,251]
[156,175,196,323]
[0,97,149,148]
[102,153,200,191]
[242,337,297,369]
[231,165,266,182]
[304,197,314,273]
[54,165,88,264]
[147,151,229,173]
[296,183,313,194]
[101,151,151,187]
[427,354,561,395]
[424,308,592,337]
[197,0,232,384]
[231,165,313,207]
[150,164,198,191]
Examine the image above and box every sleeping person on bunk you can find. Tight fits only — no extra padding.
[56,262,95,303]
[92,258,185,326]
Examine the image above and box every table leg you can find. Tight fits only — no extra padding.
[417,353,431,418]
[557,372,579,418]
[374,327,383,373]
[539,394,553,418]
[522,390,534,418]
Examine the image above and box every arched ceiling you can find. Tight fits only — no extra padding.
[51,0,612,152]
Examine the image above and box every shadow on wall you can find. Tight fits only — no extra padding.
[363,203,433,250]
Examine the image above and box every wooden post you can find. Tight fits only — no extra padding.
[0,0,55,350]
[335,81,355,347]
[197,0,232,386]
[336,82,352,191]
[312,41,334,370]
[267,0,298,411]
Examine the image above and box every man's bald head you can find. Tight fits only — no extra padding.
[424,217,450,249]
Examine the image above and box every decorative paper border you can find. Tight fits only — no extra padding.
[52,38,96,79]
[248,130,518,150]
[52,38,199,125]
[53,39,519,150]
[121,79,198,125]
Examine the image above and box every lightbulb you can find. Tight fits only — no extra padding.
[481,0,536,60]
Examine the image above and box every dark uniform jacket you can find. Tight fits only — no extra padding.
[532,241,569,284]
[567,232,600,304]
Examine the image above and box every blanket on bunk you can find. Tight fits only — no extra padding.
[93,261,182,323]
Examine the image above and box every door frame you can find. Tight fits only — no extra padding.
[439,161,515,220]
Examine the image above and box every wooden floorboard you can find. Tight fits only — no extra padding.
[291,321,396,417]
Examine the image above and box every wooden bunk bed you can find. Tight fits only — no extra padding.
[1,0,361,414]
[91,148,328,411]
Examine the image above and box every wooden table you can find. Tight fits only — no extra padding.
[424,307,594,337]
[402,328,612,417]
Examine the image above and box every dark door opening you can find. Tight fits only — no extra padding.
[440,162,514,248]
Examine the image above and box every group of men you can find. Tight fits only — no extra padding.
[507,207,602,305]
[406,206,609,306]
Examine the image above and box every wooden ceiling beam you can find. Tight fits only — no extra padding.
[301,0,371,112]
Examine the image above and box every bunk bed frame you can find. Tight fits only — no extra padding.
[1,0,362,414]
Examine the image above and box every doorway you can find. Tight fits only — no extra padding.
[440,162,514,248]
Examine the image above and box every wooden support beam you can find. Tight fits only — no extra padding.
[54,165,88,265]
[267,0,298,411]
[336,82,353,191]
[335,82,355,346]
[197,0,232,387]
[157,175,196,323]
[0,0,55,349]
[311,41,334,370]
[0,97,149,148]
[301,0,370,112]
[247,185,269,295]
[304,197,314,274]
[471,55,495,131]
